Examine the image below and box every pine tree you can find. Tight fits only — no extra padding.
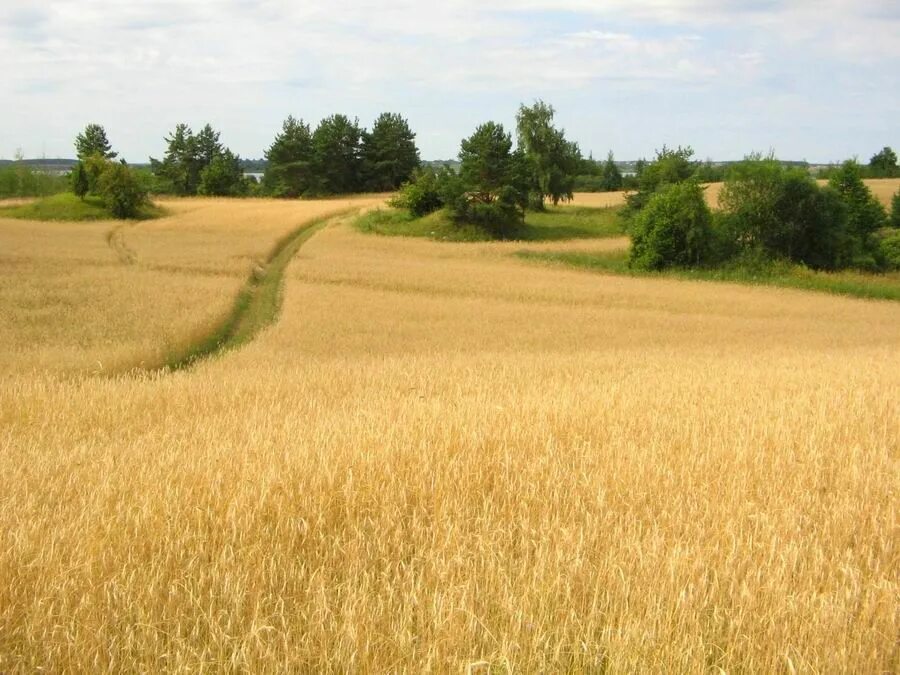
[75,123,117,160]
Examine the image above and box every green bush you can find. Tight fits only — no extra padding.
[879,230,900,270]
[97,162,148,218]
[629,181,714,270]
[891,189,900,229]
[70,162,89,199]
[624,145,696,215]
[390,169,445,217]
[451,186,523,239]
[719,158,853,270]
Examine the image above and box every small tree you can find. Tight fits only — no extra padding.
[70,162,89,200]
[869,146,897,178]
[361,113,420,191]
[199,149,244,196]
[97,162,147,218]
[150,124,199,195]
[891,189,900,229]
[515,100,578,208]
[263,116,315,197]
[83,154,109,193]
[311,115,364,194]
[459,122,514,202]
[881,230,900,269]
[629,181,713,270]
[390,167,445,217]
[829,160,887,268]
[625,145,696,215]
[75,123,117,160]
[600,151,623,191]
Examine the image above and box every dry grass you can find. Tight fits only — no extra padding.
[0,197,383,374]
[1,201,898,672]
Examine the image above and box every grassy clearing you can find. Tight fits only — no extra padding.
[519,247,900,301]
[0,192,164,221]
[354,204,624,242]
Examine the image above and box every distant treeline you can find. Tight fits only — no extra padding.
[0,164,69,198]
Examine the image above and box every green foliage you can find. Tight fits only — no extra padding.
[459,121,514,199]
[0,192,162,221]
[629,181,713,270]
[515,100,579,208]
[828,160,888,269]
[82,154,110,193]
[362,113,420,191]
[75,123,117,160]
[70,162,89,199]
[0,164,68,198]
[263,116,315,197]
[390,168,446,217]
[355,204,623,243]
[880,231,900,270]
[694,160,726,183]
[451,122,529,236]
[199,150,245,196]
[625,145,696,214]
[523,248,900,302]
[869,146,897,178]
[599,151,623,191]
[891,189,900,229]
[354,208,493,242]
[150,124,200,195]
[150,123,244,196]
[311,115,364,195]
[719,157,851,270]
[97,161,148,218]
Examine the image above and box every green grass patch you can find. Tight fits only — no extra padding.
[354,205,624,242]
[519,248,900,302]
[0,193,164,221]
[354,208,495,242]
[520,205,624,240]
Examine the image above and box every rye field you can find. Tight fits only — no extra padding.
[1,194,898,672]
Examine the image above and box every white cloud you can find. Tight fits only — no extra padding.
[0,0,896,160]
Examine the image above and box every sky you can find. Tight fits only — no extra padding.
[2,0,898,163]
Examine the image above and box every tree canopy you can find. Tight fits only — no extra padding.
[150,124,245,196]
[311,115,364,195]
[869,146,897,178]
[263,116,315,197]
[75,123,117,160]
[515,100,579,208]
[362,113,420,192]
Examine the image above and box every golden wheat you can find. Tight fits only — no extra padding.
[0,199,897,672]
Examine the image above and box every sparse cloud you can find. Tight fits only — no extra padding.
[0,0,896,161]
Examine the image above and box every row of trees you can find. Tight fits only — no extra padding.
[150,124,246,196]
[627,150,899,272]
[391,101,581,236]
[262,113,419,197]
[0,162,68,198]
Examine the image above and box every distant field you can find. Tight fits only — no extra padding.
[1,198,897,671]
[573,177,900,210]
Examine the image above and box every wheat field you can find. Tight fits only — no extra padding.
[1,197,898,672]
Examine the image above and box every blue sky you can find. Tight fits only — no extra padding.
[2,0,897,162]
